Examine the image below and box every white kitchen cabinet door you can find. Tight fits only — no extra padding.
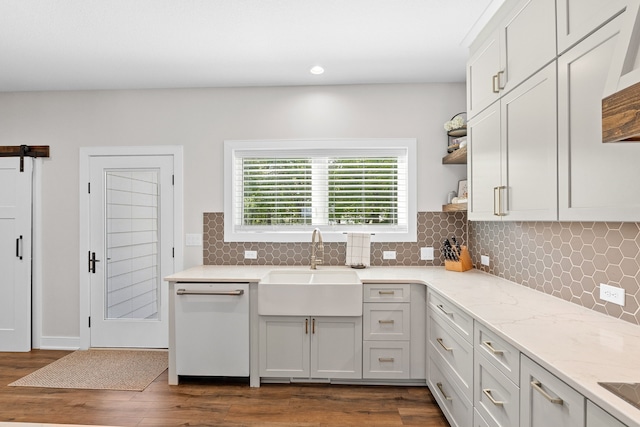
[556,0,626,54]
[558,16,640,221]
[520,355,585,427]
[586,400,627,427]
[468,101,502,221]
[499,0,557,96]
[311,316,362,379]
[467,30,502,119]
[501,61,558,221]
[259,316,310,378]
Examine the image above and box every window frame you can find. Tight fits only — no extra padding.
[223,138,417,243]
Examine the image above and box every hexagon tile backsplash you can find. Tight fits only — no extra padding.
[469,221,640,326]
[203,212,467,267]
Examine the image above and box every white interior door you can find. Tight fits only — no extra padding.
[0,157,32,352]
[89,155,174,348]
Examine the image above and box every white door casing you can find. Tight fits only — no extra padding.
[0,157,32,352]
[79,146,183,349]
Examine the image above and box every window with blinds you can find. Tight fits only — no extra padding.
[224,139,417,242]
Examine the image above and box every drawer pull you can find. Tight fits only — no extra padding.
[436,382,453,401]
[437,304,453,316]
[483,389,504,406]
[378,291,395,295]
[305,318,308,334]
[378,319,395,324]
[378,357,395,363]
[492,74,500,93]
[436,338,453,352]
[531,380,564,405]
[482,341,504,355]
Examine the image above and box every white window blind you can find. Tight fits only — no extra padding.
[224,139,417,242]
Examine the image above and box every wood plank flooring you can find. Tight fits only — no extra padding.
[0,350,449,427]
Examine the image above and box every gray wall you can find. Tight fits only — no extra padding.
[0,83,466,342]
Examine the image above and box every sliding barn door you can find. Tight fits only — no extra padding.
[0,157,32,351]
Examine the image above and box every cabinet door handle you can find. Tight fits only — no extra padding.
[531,380,564,405]
[482,341,504,355]
[437,304,453,316]
[378,319,395,324]
[305,318,309,334]
[378,357,395,363]
[436,382,453,401]
[492,74,500,93]
[483,389,504,406]
[494,186,507,216]
[16,235,23,260]
[497,70,505,90]
[436,338,453,352]
[378,291,395,295]
[312,318,315,334]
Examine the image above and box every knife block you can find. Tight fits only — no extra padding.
[445,245,473,272]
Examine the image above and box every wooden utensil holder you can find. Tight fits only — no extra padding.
[445,245,473,272]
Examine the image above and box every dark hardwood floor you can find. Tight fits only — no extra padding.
[0,350,449,426]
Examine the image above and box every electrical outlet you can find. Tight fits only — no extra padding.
[421,247,434,261]
[244,250,258,260]
[481,255,490,266]
[383,251,396,260]
[600,283,625,306]
[185,233,202,246]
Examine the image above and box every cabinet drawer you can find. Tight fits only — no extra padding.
[428,290,473,343]
[363,341,410,379]
[475,322,520,385]
[428,356,473,427]
[475,352,520,427]
[586,400,626,427]
[364,303,410,341]
[364,284,410,303]
[520,355,585,427]
[428,311,473,400]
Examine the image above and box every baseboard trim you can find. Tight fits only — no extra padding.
[38,336,81,350]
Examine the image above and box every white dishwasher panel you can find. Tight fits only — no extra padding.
[175,283,249,377]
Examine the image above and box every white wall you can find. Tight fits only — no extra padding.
[0,83,466,343]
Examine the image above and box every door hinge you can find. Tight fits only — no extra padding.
[88,182,90,194]
[88,317,91,328]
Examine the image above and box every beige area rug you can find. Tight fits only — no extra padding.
[9,349,168,391]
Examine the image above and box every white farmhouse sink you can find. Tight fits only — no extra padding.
[258,269,362,316]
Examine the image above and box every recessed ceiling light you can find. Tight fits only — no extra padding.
[310,66,325,75]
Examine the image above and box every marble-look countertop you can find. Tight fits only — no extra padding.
[165,265,640,426]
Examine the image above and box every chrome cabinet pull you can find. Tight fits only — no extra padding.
[494,186,507,216]
[483,341,504,355]
[531,380,564,405]
[436,382,453,401]
[492,74,500,93]
[176,289,244,296]
[483,389,504,406]
[378,357,394,363]
[437,304,453,316]
[436,338,453,352]
[378,319,395,324]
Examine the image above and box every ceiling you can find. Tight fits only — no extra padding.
[0,0,504,92]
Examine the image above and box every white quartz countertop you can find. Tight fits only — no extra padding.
[165,265,640,426]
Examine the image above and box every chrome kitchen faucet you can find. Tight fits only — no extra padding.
[310,228,324,269]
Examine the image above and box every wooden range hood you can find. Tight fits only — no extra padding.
[602,80,640,142]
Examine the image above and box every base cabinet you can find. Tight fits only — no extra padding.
[520,355,585,427]
[587,400,627,427]
[259,316,362,379]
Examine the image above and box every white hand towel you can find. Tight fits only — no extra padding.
[345,233,371,267]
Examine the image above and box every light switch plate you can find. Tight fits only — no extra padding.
[383,251,396,260]
[244,250,258,260]
[600,283,625,306]
[185,233,202,246]
[421,247,434,261]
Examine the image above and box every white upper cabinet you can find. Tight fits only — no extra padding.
[469,62,558,221]
[558,16,640,221]
[467,0,557,119]
[556,0,627,54]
